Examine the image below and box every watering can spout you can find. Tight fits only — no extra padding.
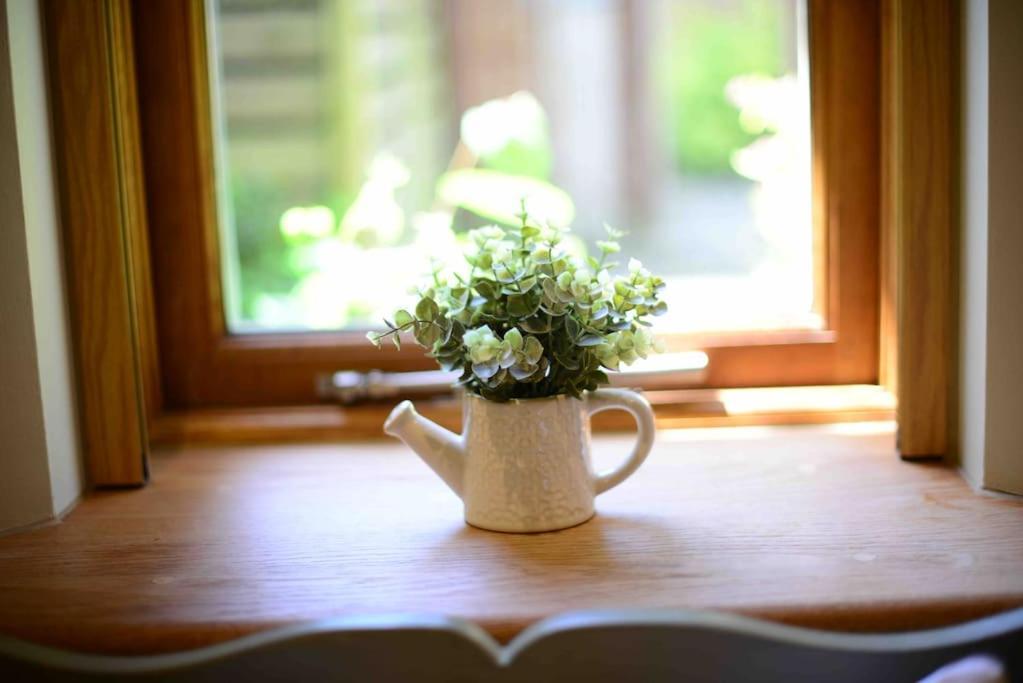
[384,401,465,498]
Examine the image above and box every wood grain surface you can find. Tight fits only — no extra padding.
[108,0,163,425]
[882,0,957,458]
[42,0,148,485]
[0,424,1021,655]
[149,385,896,445]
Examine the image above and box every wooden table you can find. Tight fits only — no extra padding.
[1,423,1022,655]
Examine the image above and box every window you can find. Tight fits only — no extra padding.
[133,0,878,409]
[211,0,814,336]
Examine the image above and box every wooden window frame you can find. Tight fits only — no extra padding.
[130,0,881,410]
[41,0,956,468]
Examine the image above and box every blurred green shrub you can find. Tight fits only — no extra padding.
[659,0,787,175]
[460,91,552,180]
[228,91,567,330]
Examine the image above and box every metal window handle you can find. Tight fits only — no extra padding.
[319,352,708,404]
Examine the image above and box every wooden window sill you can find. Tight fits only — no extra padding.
[149,384,897,445]
[1,423,1021,656]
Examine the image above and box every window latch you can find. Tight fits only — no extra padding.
[317,352,708,405]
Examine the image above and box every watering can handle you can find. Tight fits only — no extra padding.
[586,388,656,495]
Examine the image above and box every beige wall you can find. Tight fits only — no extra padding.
[0,0,52,531]
[0,0,83,532]
[959,0,1023,495]
[982,0,1023,494]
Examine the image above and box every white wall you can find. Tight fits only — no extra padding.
[0,0,83,532]
[959,0,989,489]
[959,0,1023,495]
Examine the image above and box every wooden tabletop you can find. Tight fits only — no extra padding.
[1,423,1022,655]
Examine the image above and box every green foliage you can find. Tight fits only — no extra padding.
[436,169,575,228]
[227,175,356,326]
[368,204,667,401]
[460,91,552,179]
[660,0,786,175]
[229,177,312,321]
[227,91,564,331]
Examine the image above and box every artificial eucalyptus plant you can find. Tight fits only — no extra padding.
[367,205,667,401]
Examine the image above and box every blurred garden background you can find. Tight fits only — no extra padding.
[211,0,815,334]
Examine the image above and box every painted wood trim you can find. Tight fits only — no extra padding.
[41,0,150,485]
[882,0,957,458]
[0,607,1020,681]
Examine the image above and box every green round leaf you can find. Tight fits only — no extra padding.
[415,297,440,321]
[504,327,523,350]
[523,336,543,364]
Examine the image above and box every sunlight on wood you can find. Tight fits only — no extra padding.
[717,384,895,415]
[0,424,1019,655]
[654,420,895,443]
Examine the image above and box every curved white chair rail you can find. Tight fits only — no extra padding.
[1,607,1021,682]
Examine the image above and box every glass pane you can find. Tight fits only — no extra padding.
[209,0,814,334]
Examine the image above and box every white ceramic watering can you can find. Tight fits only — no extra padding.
[384,389,655,533]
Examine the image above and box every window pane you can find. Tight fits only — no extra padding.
[209,0,814,334]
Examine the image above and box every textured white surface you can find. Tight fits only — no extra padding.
[386,389,655,533]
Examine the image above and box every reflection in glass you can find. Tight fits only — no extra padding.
[209,0,813,334]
